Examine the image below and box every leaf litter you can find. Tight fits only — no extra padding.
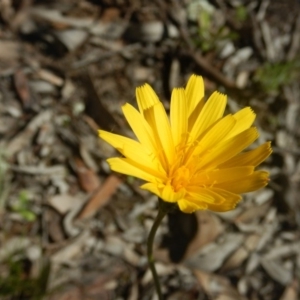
[0,0,299,299]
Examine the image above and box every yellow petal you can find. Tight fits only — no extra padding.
[161,184,186,202]
[99,130,166,176]
[136,84,160,116]
[190,114,236,159]
[107,158,164,182]
[178,198,208,213]
[141,183,185,203]
[186,187,223,204]
[190,166,254,186]
[205,188,241,212]
[152,102,175,165]
[136,84,160,134]
[189,91,227,141]
[196,127,259,170]
[188,97,205,132]
[219,142,272,168]
[136,85,175,166]
[215,171,270,194]
[140,183,162,199]
[178,187,241,213]
[170,88,188,147]
[225,107,256,140]
[185,74,204,117]
[122,103,157,153]
[99,130,149,157]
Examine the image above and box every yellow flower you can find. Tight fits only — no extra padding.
[99,75,272,213]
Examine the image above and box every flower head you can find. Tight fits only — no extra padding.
[99,75,272,213]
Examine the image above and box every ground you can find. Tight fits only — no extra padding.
[0,0,300,299]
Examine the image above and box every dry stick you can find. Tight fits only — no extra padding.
[157,0,237,90]
[188,50,237,89]
[178,25,237,89]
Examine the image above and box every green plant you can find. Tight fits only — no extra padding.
[255,60,300,92]
[235,5,248,22]
[12,190,37,222]
[0,255,50,299]
[187,0,240,52]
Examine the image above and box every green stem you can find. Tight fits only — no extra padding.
[147,199,177,300]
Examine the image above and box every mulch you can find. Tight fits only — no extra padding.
[0,0,300,299]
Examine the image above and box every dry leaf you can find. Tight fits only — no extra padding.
[0,40,20,62]
[51,230,90,265]
[260,258,293,285]
[235,201,271,224]
[221,234,261,272]
[14,69,32,109]
[184,233,244,272]
[74,157,100,193]
[184,211,224,260]
[194,270,246,300]
[279,279,299,300]
[48,194,83,214]
[7,110,52,156]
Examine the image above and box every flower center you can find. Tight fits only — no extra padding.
[171,166,190,192]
